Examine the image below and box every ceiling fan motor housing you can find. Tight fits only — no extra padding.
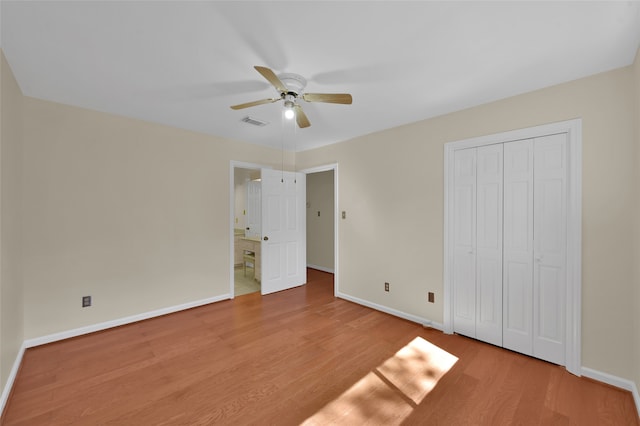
[283,91,298,106]
[278,73,307,96]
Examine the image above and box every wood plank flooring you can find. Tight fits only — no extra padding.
[2,269,638,425]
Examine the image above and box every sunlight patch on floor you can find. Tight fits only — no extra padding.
[302,336,458,425]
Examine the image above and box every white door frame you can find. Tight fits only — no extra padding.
[300,163,339,296]
[229,160,272,298]
[443,119,582,376]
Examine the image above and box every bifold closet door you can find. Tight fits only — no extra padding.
[503,134,567,365]
[452,148,477,338]
[453,144,503,347]
[503,139,534,355]
[475,145,503,346]
[532,134,567,365]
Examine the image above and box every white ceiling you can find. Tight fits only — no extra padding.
[2,1,640,152]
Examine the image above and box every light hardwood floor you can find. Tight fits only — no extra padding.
[2,269,638,425]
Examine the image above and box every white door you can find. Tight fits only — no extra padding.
[533,134,567,365]
[453,145,503,346]
[445,120,581,373]
[475,144,503,346]
[503,139,534,355]
[502,135,567,364]
[452,148,477,338]
[260,169,307,295]
[454,135,567,362]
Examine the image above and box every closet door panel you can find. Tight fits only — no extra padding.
[475,144,503,346]
[452,148,477,337]
[503,139,534,355]
[504,261,530,332]
[533,134,567,365]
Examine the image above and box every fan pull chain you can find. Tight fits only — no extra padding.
[281,110,285,183]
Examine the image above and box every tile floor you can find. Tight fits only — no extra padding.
[234,265,261,296]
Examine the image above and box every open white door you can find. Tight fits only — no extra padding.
[261,169,307,295]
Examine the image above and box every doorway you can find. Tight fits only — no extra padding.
[229,161,309,298]
[232,166,262,296]
[301,164,339,296]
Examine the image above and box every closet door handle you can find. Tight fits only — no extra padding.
[535,255,544,262]
[263,236,269,241]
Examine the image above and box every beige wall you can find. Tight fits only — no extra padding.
[21,97,287,339]
[306,170,334,271]
[0,50,24,390]
[297,64,637,381]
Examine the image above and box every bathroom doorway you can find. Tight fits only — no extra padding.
[232,165,262,296]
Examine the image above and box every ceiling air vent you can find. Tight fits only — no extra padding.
[241,116,269,127]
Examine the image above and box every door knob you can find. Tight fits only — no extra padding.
[263,236,269,241]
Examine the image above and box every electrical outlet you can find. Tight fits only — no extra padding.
[82,295,92,308]
[428,292,435,303]
[384,282,389,292]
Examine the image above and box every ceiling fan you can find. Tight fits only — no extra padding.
[230,66,352,128]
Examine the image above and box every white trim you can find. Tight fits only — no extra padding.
[24,294,230,348]
[443,118,582,376]
[443,143,453,334]
[336,291,444,331]
[565,120,583,377]
[582,367,640,419]
[0,342,26,417]
[300,163,339,296]
[229,161,272,298]
[307,264,335,274]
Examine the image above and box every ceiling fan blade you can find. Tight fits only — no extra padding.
[294,105,311,128]
[254,66,288,93]
[302,93,352,104]
[230,98,280,110]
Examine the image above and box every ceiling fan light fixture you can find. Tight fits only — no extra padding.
[284,99,295,119]
[284,108,295,120]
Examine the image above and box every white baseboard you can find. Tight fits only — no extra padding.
[336,291,443,331]
[0,342,26,418]
[582,367,640,419]
[307,264,335,274]
[24,294,231,348]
